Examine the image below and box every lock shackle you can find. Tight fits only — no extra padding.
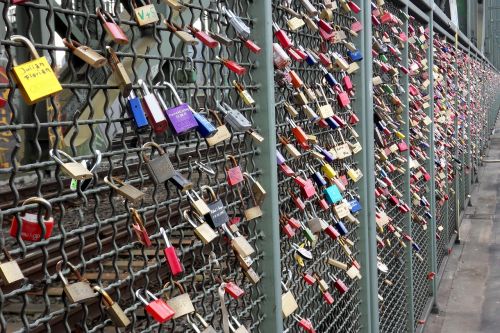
[215,100,228,115]
[206,109,224,126]
[1,248,14,262]
[103,176,128,189]
[141,141,166,161]
[160,81,184,106]
[137,79,152,96]
[162,280,187,299]
[96,7,118,25]
[10,35,40,61]
[242,172,258,185]
[242,174,258,207]
[159,227,172,248]
[278,135,290,145]
[200,185,217,202]
[56,260,87,286]
[220,223,234,240]
[93,286,115,306]
[62,38,77,51]
[183,209,200,228]
[189,312,210,329]
[226,155,239,168]
[106,46,121,70]
[193,160,215,176]
[186,189,203,203]
[21,197,52,219]
[135,288,158,305]
[130,208,146,229]
[49,149,79,166]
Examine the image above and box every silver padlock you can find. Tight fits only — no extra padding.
[215,100,252,131]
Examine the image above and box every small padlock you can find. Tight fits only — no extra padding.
[10,35,62,105]
[163,281,195,319]
[187,25,219,48]
[57,260,95,304]
[104,176,144,202]
[138,79,168,133]
[233,80,255,106]
[222,224,255,258]
[184,210,218,244]
[165,20,199,44]
[107,46,132,97]
[228,316,250,333]
[62,38,107,68]
[241,175,263,221]
[243,172,266,205]
[10,197,54,242]
[169,171,193,191]
[281,280,299,317]
[96,7,128,45]
[206,110,231,146]
[176,57,197,84]
[127,91,150,132]
[50,149,92,180]
[156,81,198,135]
[242,266,261,284]
[226,155,244,186]
[136,289,175,323]
[216,101,252,131]
[160,227,184,276]
[132,0,159,26]
[188,312,217,333]
[0,248,24,285]
[94,286,130,327]
[324,184,343,205]
[329,273,350,294]
[201,186,230,228]
[130,208,152,247]
[141,141,175,184]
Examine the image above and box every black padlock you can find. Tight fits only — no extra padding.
[201,185,229,228]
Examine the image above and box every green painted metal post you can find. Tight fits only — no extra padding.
[248,2,282,332]
[466,46,472,203]
[453,35,462,242]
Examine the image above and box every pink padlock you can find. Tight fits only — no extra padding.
[97,7,129,45]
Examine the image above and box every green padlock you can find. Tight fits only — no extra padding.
[176,57,197,84]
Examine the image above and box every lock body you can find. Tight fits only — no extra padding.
[144,152,175,185]
[281,291,298,317]
[127,96,150,131]
[106,302,131,327]
[0,260,24,284]
[232,236,255,258]
[205,199,230,228]
[166,293,195,319]
[194,223,218,244]
[10,213,54,242]
[73,46,107,68]
[64,281,95,304]
[145,299,175,323]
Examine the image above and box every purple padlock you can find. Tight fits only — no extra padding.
[277,149,286,165]
[315,144,334,162]
[155,82,198,135]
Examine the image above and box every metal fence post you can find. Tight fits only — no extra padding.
[453,33,462,242]
[248,2,282,332]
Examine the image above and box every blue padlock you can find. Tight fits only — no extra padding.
[324,185,343,205]
[277,150,286,165]
[193,111,218,138]
[127,91,149,132]
[347,50,363,62]
[325,117,340,129]
[412,242,421,252]
[335,220,348,236]
[348,199,362,213]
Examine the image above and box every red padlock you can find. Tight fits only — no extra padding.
[336,89,350,108]
[10,197,54,242]
[187,25,219,48]
[224,281,245,299]
[136,289,175,323]
[279,163,295,176]
[242,38,262,54]
[295,315,316,332]
[329,274,349,294]
[218,57,246,75]
[273,23,293,49]
[130,208,152,247]
[226,155,244,186]
[325,225,340,240]
[300,180,317,199]
[290,191,306,210]
[288,216,301,229]
[303,272,316,285]
[322,291,334,304]
[160,227,184,276]
[282,223,296,238]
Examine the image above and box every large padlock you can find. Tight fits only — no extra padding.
[10,197,54,242]
[0,248,24,285]
[10,35,62,105]
[104,176,145,202]
[132,0,159,26]
[62,38,107,68]
[206,110,232,146]
[50,149,93,180]
[202,186,230,228]
[156,81,198,135]
[136,289,175,323]
[184,210,218,245]
[57,260,95,304]
[188,313,217,333]
[94,286,130,327]
[96,7,128,45]
[176,57,197,84]
[141,141,175,184]
[281,281,298,317]
[163,281,195,319]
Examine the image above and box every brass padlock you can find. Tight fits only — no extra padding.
[62,38,107,68]
[187,189,211,216]
[319,5,334,21]
[0,248,24,285]
[314,272,329,292]
[132,0,159,26]
[141,141,175,184]
[50,149,93,180]
[206,110,231,146]
[10,35,62,105]
[241,176,263,221]
[163,281,195,319]
[94,286,130,327]
[57,260,95,304]
[188,312,217,333]
[104,176,145,202]
[281,281,298,317]
[243,266,260,285]
[222,224,255,258]
[107,46,132,97]
[165,20,198,45]
[243,172,266,205]
[183,210,218,245]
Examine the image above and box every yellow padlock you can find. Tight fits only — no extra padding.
[10,35,62,105]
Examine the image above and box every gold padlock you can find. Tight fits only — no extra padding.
[187,189,211,216]
[107,46,132,97]
[233,81,255,106]
[104,176,145,202]
[62,38,107,68]
[183,210,218,245]
[242,267,260,285]
[243,172,266,206]
[206,110,231,146]
[0,248,24,285]
[10,35,62,105]
[240,176,263,221]
[94,286,130,327]
[50,149,93,180]
[165,20,198,45]
[283,101,299,118]
[223,224,255,258]
[132,0,159,26]
[163,281,195,319]
[57,260,95,304]
[281,280,298,317]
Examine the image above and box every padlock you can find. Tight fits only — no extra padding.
[222,224,255,258]
[138,79,168,133]
[281,281,298,317]
[160,227,184,276]
[216,101,252,131]
[222,6,251,38]
[286,117,309,148]
[56,260,95,304]
[104,176,144,202]
[243,172,266,205]
[328,273,350,294]
[0,248,24,285]
[141,141,175,184]
[132,0,159,26]
[188,312,218,333]
[324,184,343,205]
[155,81,197,135]
[107,46,132,97]
[279,136,301,158]
[165,20,199,45]
[169,171,193,191]
[127,91,150,132]
[315,84,334,119]
[241,175,263,221]
[319,160,337,179]
[187,189,211,217]
[292,243,313,260]
[206,110,231,146]
[94,286,130,327]
[50,149,92,180]
[162,281,195,319]
[176,57,197,84]
[10,35,62,105]
[62,38,107,68]
[130,208,152,247]
[233,80,255,106]
[217,56,247,75]
[187,25,219,48]
[96,7,128,45]
[201,186,230,228]
[228,316,250,333]
[293,314,316,333]
[136,289,175,323]
[184,210,218,245]
[10,197,54,242]
[226,155,244,186]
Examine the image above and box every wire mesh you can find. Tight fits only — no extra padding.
[0,1,266,332]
